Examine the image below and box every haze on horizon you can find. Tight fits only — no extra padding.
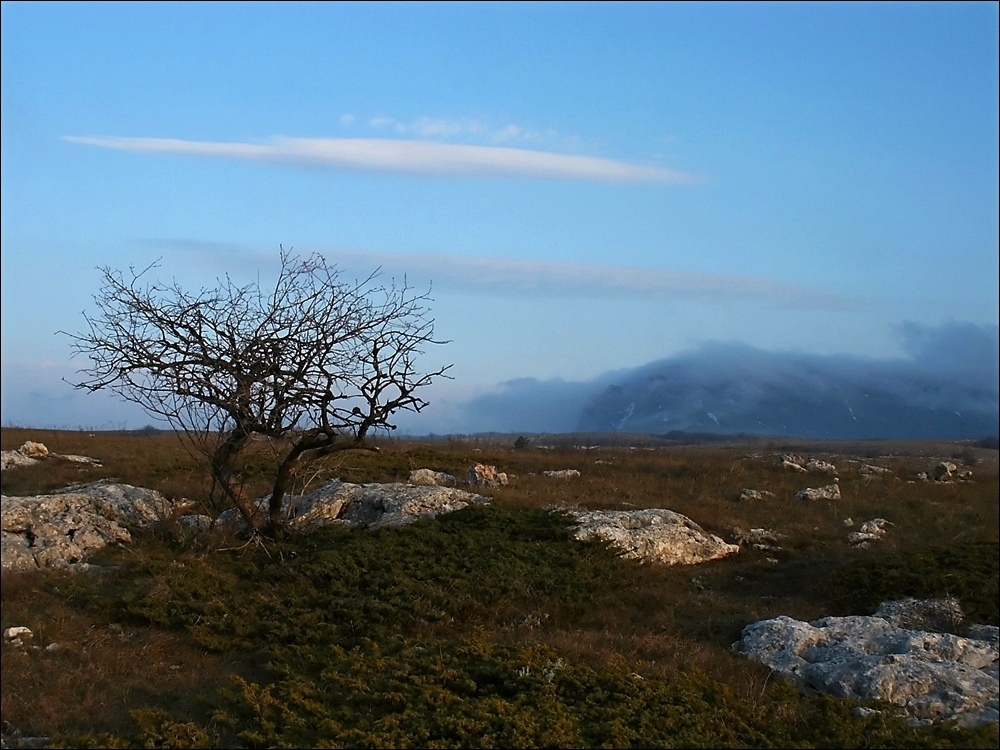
[2,3,997,437]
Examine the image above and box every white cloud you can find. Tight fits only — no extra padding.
[319,248,857,310]
[339,113,355,126]
[63,135,698,183]
[369,116,394,128]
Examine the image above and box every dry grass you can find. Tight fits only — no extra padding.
[1,428,997,746]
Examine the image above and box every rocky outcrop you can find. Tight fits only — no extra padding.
[794,483,841,501]
[217,480,489,533]
[738,488,775,501]
[848,518,892,547]
[734,599,1000,727]
[408,469,458,487]
[859,463,892,478]
[805,459,838,475]
[2,482,176,572]
[567,508,739,565]
[1,441,102,471]
[467,463,508,487]
[542,469,580,479]
[732,527,785,551]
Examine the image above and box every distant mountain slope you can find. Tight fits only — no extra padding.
[453,322,998,440]
[577,342,998,439]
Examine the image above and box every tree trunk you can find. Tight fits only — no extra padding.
[211,430,268,535]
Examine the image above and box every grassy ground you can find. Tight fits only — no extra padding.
[1,428,998,748]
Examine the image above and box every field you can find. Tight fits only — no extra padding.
[2,427,998,748]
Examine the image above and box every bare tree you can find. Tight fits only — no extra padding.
[65,248,450,537]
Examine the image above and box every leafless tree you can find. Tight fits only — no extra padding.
[65,248,450,537]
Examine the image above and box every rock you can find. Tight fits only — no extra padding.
[567,508,740,565]
[0,452,39,471]
[794,483,841,501]
[18,441,48,457]
[542,469,580,479]
[931,462,958,481]
[217,480,489,533]
[2,482,176,572]
[958,469,973,481]
[843,518,854,527]
[4,626,32,641]
[468,463,508,487]
[732,527,786,551]
[738,488,775,501]
[734,603,1000,727]
[915,472,929,481]
[176,514,213,539]
[780,455,808,472]
[57,454,103,466]
[339,483,489,530]
[848,518,892,547]
[805,459,838,475]
[408,468,458,487]
[2,443,102,471]
[859,463,892,477]
[875,597,964,634]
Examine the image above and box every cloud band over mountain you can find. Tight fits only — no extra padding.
[63,135,696,183]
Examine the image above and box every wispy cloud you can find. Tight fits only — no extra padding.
[63,135,696,184]
[320,249,857,310]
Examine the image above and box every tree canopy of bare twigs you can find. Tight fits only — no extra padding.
[65,248,450,537]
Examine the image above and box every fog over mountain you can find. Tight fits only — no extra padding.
[457,322,999,439]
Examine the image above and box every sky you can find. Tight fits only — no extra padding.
[2,2,998,434]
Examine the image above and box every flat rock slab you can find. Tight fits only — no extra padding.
[566,508,740,565]
[734,604,1000,727]
[2,482,174,572]
[218,480,490,533]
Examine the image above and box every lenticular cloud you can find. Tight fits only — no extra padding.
[63,135,696,184]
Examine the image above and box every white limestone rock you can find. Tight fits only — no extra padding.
[734,603,1000,727]
[217,480,489,533]
[848,518,892,547]
[805,459,838,475]
[738,488,775,501]
[408,468,458,486]
[795,483,841,501]
[567,508,740,566]
[542,469,580,479]
[468,463,508,487]
[2,482,175,572]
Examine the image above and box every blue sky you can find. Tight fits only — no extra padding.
[2,2,998,432]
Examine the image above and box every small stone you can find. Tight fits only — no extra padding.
[4,626,33,640]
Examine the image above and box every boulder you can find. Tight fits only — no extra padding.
[859,463,892,478]
[18,441,49,457]
[408,468,458,486]
[734,602,999,727]
[794,483,841,501]
[339,483,489,530]
[468,463,508,487]
[567,508,740,566]
[848,518,891,547]
[2,482,176,572]
[542,469,580,479]
[931,462,958,481]
[805,459,838,475]
[1,442,102,471]
[738,488,775,501]
[779,454,808,472]
[217,480,489,533]
[732,527,786,551]
[0,452,39,471]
